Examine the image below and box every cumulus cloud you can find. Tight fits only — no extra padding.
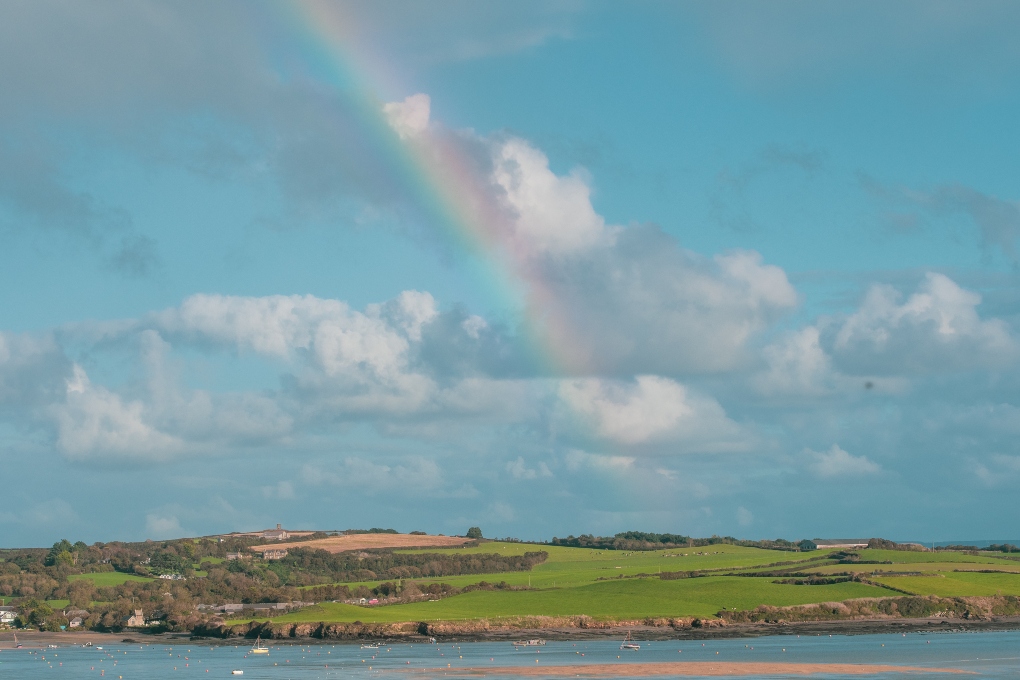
[807,444,881,478]
[380,107,798,376]
[492,138,616,254]
[383,93,431,140]
[831,273,1016,374]
[559,375,747,450]
[145,513,185,540]
[506,456,552,480]
[0,330,68,408]
[755,327,834,396]
[53,364,182,460]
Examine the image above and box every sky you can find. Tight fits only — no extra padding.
[2,0,1020,547]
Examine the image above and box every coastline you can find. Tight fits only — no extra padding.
[423,662,973,676]
[6,615,1020,648]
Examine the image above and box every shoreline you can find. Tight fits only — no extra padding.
[5,616,1020,647]
[418,662,973,676]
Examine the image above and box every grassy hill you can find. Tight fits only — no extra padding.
[225,541,1020,625]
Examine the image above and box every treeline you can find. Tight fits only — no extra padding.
[550,532,811,552]
[250,548,549,585]
[938,543,1020,553]
[866,538,926,551]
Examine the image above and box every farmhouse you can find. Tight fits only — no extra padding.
[261,548,288,560]
[0,606,16,625]
[69,617,84,628]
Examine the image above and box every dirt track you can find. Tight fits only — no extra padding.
[251,533,471,554]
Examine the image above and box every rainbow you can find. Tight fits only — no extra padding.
[265,0,593,375]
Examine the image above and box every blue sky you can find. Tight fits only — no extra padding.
[2,1,1020,547]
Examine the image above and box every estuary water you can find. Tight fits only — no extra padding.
[2,629,1019,679]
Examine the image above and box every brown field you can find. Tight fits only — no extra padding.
[436,662,970,677]
[250,533,471,554]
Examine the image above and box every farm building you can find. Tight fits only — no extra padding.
[813,539,870,549]
[262,523,289,540]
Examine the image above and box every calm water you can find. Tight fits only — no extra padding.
[2,630,1019,678]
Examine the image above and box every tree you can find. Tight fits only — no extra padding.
[45,539,74,566]
[466,527,483,539]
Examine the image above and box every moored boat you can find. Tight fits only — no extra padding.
[249,636,269,654]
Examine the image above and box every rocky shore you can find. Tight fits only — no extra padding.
[7,595,1020,646]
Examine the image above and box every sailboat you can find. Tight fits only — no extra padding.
[14,632,22,648]
[249,636,269,654]
[620,631,640,650]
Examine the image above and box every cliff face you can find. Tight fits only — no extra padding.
[187,595,1020,641]
[719,595,1020,623]
[190,614,725,640]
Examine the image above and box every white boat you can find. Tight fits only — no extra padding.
[620,631,640,650]
[231,670,244,675]
[14,632,22,649]
[360,643,381,649]
[513,639,546,647]
[249,636,269,654]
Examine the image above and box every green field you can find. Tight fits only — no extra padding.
[807,561,1020,575]
[229,542,1020,626]
[237,576,884,624]
[872,571,1020,597]
[68,572,153,586]
[853,549,1019,565]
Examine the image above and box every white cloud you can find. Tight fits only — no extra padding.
[383,93,431,140]
[559,375,747,450]
[156,291,441,417]
[492,138,616,255]
[506,456,552,480]
[737,506,754,527]
[832,273,1016,373]
[53,364,182,460]
[380,102,799,375]
[974,454,1020,487]
[145,513,185,540]
[534,240,799,374]
[564,449,636,472]
[756,327,834,396]
[262,480,295,500]
[807,444,881,478]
